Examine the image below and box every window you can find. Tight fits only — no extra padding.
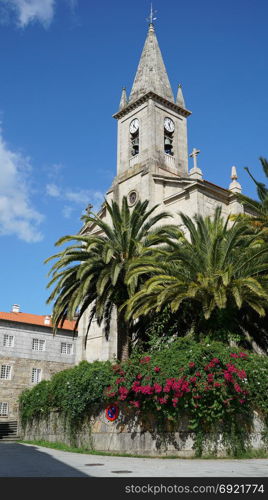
[0,365,11,380]
[31,368,41,384]
[32,338,45,351]
[3,334,14,347]
[61,342,73,355]
[0,402,8,417]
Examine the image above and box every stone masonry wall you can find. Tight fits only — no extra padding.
[21,408,267,457]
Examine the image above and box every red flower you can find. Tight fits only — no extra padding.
[237,369,247,379]
[214,382,222,388]
[159,397,168,405]
[207,374,214,383]
[212,358,220,364]
[140,356,151,364]
[193,394,202,399]
[239,352,248,358]
[226,363,237,373]
[239,399,246,404]
[195,371,201,377]
[207,361,215,369]
[136,373,143,380]
[154,366,161,373]
[172,397,178,407]
[234,383,243,393]
[140,385,154,395]
[116,377,125,384]
[118,386,128,400]
[107,392,116,398]
[230,353,239,359]
[224,371,233,382]
[132,381,141,393]
[189,362,195,368]
[130,400,140,408]
[190,376,197,383]
[153,383,162,394]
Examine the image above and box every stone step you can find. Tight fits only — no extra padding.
[0,436,20,443]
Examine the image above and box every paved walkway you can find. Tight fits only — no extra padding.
[0,443,267,477]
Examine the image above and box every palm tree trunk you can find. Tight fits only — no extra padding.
[117,309,129,362]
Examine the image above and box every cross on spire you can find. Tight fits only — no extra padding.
[147,3,157,25]
[189,148,200,170]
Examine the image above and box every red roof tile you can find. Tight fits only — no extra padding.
[0,312,76,331]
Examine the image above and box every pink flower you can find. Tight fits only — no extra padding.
[190,376,197,383]
[116,377,125,384]
[172,397,178,407]
[195,371,201,377]
[214,382,222,388]
[239,352,248,358]
[193,394,202,399]
[153,383,162,394]
[207,374,214,383]
[163,378,175,393]
[239,399,246,404]
[237,369,247,379]
[224,371,233,382]
[132,381,141,393]
[207,361,215,369]
[230,353,239,359]
[234,383,242,393]
[154,366,161,373]
[107,392,116,398]
[189,362,195,368]
[140,385,154,395]
[226,363,237,373]
[118,386,128,401]
[212,358,220,364]
[159,397,168,405]
[140,356,151,364]
[136,373,143,380]
[130,400,140,408]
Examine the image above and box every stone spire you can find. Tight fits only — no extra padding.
[128,23,174,104]
[119,87,128,110]
[176,84,185,108]
[229,166,242,193]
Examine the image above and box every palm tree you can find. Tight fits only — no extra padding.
[125,207,268,329]
[238,157,268,230]
[45,197,177,361]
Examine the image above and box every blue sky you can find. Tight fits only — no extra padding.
[0,0,267,315]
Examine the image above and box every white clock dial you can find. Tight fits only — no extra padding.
[164,117,175,133]
[130,118,139,134]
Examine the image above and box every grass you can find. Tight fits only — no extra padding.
[17,439,268,460]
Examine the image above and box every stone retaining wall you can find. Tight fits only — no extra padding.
[20,407,267,457]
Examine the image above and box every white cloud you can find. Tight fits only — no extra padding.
[1,0,78,28]
[45,184,104,216]
[46,182,61,197]
[0,128,44,242]
[3,0,55,28]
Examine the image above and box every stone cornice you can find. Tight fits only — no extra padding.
[113,91,192,120]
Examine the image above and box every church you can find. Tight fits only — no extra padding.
[75,20,250,364]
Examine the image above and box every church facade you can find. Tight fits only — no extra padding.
[75,22,250,364]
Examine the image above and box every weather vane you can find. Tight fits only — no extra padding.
[147,3,157,25]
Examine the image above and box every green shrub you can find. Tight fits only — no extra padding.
[19,339,268,455]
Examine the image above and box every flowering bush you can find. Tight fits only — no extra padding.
[106,340,253,432]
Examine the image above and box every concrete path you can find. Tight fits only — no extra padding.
[0,443,267,477]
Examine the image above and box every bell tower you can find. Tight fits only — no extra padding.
[113,21,191,184]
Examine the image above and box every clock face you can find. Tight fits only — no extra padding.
[164,117,175,133]
[130,118,139,134]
